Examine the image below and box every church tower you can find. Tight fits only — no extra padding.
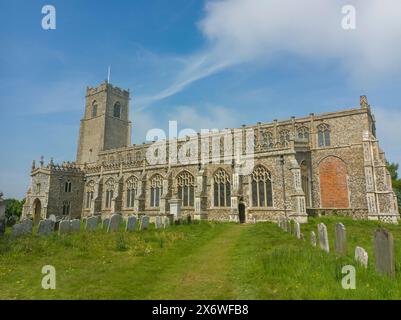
[76,81,132,164]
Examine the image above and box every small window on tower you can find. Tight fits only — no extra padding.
[113,102,121,118]
[92,101,98,118]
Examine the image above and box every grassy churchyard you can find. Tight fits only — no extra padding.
[0,216,401,300]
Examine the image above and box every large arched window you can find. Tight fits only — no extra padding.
[92,100,98,118]
[113,102,121,118]
[177,171,195,207]
[126,176,138,208]
[213,169,231,207]
[297,126,309,141]
[105,178,115,209]
[85,180,95,209]
[317,124,331,147]
[251,166,273,207]
[150,174,163,207]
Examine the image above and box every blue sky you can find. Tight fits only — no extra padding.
[1,0,401,199]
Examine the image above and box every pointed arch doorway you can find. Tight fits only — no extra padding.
[33,199,42,225]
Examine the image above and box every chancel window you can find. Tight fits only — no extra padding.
[126,177,138,208]
[113,102,121,118]
[105,178,115,209]
[213,169,231,207]
[150,174,163,207]
[177,171,195,207]
[85,181,95,209]
[251,166,273,207]
[317,124,331,147]
[297,126,309,141]
[92,100,98,118]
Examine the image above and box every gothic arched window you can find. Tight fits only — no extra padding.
[261,130,273,149]
[105,178,115,209]
[251,166,273,207]
[126,176,138,208]
[113,102,121,118]
[150,174,163,207]
[92,100,98,118]
[177,171,195,207]
[279,129,291,145]
[62,201,71,216]
[85,180,95,209]
[64,181,72,193]
[317,124,331,147]
[213,169,231,207]
[297,126,309,141]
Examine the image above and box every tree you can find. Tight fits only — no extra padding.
[5,198,25,219]
[387,162,401,213]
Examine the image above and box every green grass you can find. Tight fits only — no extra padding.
[0,217,400,299]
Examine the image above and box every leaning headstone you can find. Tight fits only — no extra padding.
[126,216,137,232]
[155,216,162,229]
[317,223,330,253]
[294,221,301,239]
[102,218,110,230]
[140,215,149,231]
[86,216,99,231]
[334,223,347,256]
[37,219,55,236]
[107,214,122,232]
[70,219,81,233]
[58,220,71,235]
[11,220,33,237]
[355,246,368,268]
[374,228,395,277]
[0,192,5,235]
[310,231,317,247]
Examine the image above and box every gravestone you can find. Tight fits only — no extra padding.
[355,246,368,268]
[334,223,347,256]
[374,228,395,277]
[11,219,33,237]
[70,219,81,233]
[86,216,99,231]
[48,214,57,223]
[0,192,5,235]
[286,219,291,233]
[126,216,137,232]
[155,216,162,229]
[187,215,192,224]
[140,215,149,231]
[310,231,317,247]
[294,221,301,239]
[107,214,122,232]
[58,220,71,235]
[163,216,170,228]
[102,218,110,230]
[317,223,330,253]
[37,219,55,236]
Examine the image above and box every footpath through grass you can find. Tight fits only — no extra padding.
[0,217,400,299]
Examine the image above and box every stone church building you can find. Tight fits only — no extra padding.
[22,81,399,224]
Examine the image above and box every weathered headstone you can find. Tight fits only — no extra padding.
[334,223,347,256]
[86,216,99,231]
[102,218,110,230]
[48,214,57,223]
[140,215,149,230]
[126,216,137,232]
[187,215,192,224]
[310,231,317,247]
[163,216,170,228]
[374,228,395,277]
[58,220,71,235]
[355,246,368,268]
[0,193,5,236]
[317,223,329,253]
[107,214,122,232]
[37,219,55,236]
[70,219,81,233]
[286,219,291,233]
[11,219,33,237]
[155,216,162,229]
[294,221,301,239]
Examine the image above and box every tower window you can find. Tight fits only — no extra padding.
[113,102,121,118]
[64,181,72,193]
[92,100,98,118]
[62,201,71,216]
